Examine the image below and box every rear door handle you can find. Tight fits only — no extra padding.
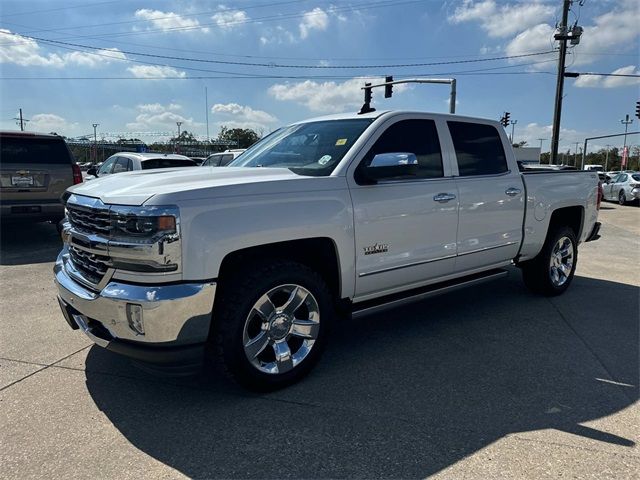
[505,187,522,197]
[433,193,456,203]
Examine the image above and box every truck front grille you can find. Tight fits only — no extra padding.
[66,204,112,236]
[69,245,111,285]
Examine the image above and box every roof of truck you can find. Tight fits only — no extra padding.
[294,110,499,125]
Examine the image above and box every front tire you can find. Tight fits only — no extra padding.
[210,260,334,391]
[521,226,578,296]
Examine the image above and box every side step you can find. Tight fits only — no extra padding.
[351,268,508,319]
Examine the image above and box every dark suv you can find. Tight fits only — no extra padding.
[0,131,82,223]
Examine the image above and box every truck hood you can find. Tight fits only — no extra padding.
[68,167,308,205]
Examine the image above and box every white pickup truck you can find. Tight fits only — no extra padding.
[54,110,602,390]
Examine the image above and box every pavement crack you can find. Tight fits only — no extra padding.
[0,345,91,393]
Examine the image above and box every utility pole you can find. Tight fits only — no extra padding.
[205,87,210,142]
[574,142,580,167]
[510,119,518,143]
[13,108,29,131]
[550,0,572,164]
[621,114,633,170]
[605,144,611,171]
[92,123,99,164]
[537,138,546,163]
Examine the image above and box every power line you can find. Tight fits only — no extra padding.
[1,31,557,69]
[0,0,123,18]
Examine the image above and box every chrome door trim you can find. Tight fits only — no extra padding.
[457,241,519,257]
[359,241,519,277]
[433,192,457,203]
[359,253,457,277]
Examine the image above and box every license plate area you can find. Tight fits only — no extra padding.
[11,176,34,187]
[11,205,42,214]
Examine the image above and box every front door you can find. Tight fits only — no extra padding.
[349,118,459,300]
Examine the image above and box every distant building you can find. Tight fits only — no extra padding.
[513,147,541,164]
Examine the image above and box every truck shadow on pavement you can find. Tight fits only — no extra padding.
[84,272,638,479]
[0,222,61,265]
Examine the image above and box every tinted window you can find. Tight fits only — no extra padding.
[448,122,508,176]
[0,136,72,165]
[631,174,640,182]
[617,174,628,183]
[98,156,117,175]
[141,158,197,169]
[112,157,131,173]
[220,154,235,166]
[204,154,223,166]
[358,119,443,181]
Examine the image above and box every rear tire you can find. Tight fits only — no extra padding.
[521,226,578,296]
[210,260,334,391]
[618,190,627,205]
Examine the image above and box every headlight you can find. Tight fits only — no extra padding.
[110,205,179,240]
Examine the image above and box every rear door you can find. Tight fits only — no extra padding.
[445,120,525,272]
[0,135,74,203]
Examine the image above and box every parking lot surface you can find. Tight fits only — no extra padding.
[1,203,638,479]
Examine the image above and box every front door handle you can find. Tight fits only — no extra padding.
[433,193,457,203]
[505,187,522,197]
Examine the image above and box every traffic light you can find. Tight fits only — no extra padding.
[636,101,640,120]
[384,76,394,98]
[364,82,372,105]
[501,112,510,127]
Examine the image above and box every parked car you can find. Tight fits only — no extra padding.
[602,171,640,205]
[0,131,82,223]
[189,157,207,165]
[86,152,197,179]
[54,110,601,390]
[201,149,246,167]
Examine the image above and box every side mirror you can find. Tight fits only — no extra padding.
[362,152,419,182]
[87,167,97,176]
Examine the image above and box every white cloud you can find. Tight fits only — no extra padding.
[127,65,186,78]
[134,9,209,33]
[29,114,78,134]
[299,8,329,39]
[211,103,277,124]
[268,77,407,114]
[260,26,295,45]
[505,23,555,57]
[448,1,555,38]
[0,29,126,68]
[211,6,249,30]
[126,103,202,131]
[575,65,640,88]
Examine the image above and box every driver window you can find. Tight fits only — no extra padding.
[358,119,443,181]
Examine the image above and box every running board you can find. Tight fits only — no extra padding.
[351,269,508,319]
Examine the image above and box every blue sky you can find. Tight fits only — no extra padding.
[0,0,638,153]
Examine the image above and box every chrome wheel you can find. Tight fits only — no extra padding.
[242,284,320,375]
[549,236,574,287]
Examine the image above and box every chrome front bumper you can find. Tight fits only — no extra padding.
[54,250,216,365]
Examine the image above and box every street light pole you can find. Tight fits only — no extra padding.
[550,0,572,164]
[605,144,611,171]
[509,119,518,143]
[176,121,182,153]
[92,123,99,164]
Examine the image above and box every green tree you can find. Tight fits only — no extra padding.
[217,126,260,148]
[512,140,528,148]
[170,130,196,143]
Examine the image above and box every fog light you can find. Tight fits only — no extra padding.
[126,303,145,335]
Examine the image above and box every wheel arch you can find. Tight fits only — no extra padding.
[548,205,584,240]
[217,237,343,301]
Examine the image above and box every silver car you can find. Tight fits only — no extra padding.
[602,172,640,205]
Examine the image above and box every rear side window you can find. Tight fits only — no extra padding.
[0,136,72,164]
[447,122,508,176]
[204,154,223,166]
[142,158,197,169]
[359,119,443,180]
[112,157,131,173]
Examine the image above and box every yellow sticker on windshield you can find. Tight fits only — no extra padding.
[335,138,348,146]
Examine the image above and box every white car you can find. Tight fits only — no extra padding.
[86,152,197,179]
[602,171,640,205]
[54,110,600,390]
[200,149,246,167]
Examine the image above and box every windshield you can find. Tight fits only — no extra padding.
[229,119,373,176]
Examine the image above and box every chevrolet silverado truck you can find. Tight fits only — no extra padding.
[54,111,602,390]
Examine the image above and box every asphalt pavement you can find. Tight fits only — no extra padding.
[1,202,638,479]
